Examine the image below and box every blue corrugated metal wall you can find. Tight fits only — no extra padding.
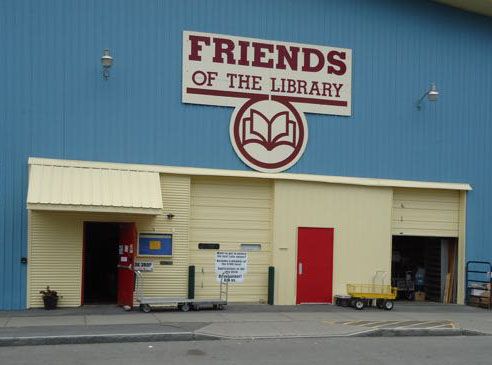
[1,0,491,309]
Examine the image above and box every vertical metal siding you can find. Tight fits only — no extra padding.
[1,0,492,308]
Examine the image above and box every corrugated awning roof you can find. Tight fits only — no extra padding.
[433,0,492,17]
[28,157,472,191]
[27,164,163,215]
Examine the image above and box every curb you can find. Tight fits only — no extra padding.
[355,328,488,337]
[0,332,218,347]
[0,328,489,346]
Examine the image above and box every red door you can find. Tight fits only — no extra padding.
[117,223,136,307]
[296,227,334,304]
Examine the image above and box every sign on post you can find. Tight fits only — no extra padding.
[134,261,154,272]
[215,251,248,283]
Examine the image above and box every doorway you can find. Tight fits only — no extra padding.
[391,236,458,303]
[83,223,120,304]
[296,227,334,304]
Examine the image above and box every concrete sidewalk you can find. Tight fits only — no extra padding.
[0,303,490,346]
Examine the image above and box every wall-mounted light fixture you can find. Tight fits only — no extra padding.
[101,49,113,80]
[416,83,439,109]
[166,213,175,220]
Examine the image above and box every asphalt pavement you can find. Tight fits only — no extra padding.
[0,302,491,346]
[1,337,492,365]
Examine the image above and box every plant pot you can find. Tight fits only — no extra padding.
[42,295,58,310]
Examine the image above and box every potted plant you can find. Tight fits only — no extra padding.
[39,286,59,310]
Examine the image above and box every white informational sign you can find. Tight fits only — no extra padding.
[215,251,248,283]
[134,261,154,272]
[182,31,352,173]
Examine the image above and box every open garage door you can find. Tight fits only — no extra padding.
[392,188,461,303]
[392,188,459,237]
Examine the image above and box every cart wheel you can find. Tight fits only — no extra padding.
[140,304,151,313]
[383,300,394,310]
[354,299,365,310]
[180,303,191,312]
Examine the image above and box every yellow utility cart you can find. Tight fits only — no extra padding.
[346,283,398,310]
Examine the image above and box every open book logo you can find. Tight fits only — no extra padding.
[230,98,308,173]
[241,109,297,151]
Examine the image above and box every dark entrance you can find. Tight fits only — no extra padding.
[83,222,120,304]
[391,236,458,303]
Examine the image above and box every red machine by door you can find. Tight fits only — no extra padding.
[296,227,334,304]
[117,223,137,307]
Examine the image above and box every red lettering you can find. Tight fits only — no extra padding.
[226,73,237,88]
[188,35,211,61]
[297,80,307,95]
[302,48,324,72]
[192,70,208,86]
[206,71,218,86]
[287,79,296,93]
[276,45,299,70]
[251,75,262,91]
[252,42,274,68]
[309,81,321,96]
[322,83,332,97]
[333,83,343,97]
[212,37,236,64]
[270,77,280,92]
[327,51,347,75]
[238,74,250,89]
[238,40,250,66]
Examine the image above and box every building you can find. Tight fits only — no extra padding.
[1,0,491,310]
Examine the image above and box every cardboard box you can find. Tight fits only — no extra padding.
[471,289,490,297]
[415,291,426,301]
[469,296,481,305]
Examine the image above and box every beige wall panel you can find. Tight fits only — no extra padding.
[392,208,458,223]
[392,188,460,237]
[28,174,190,308]
[190,177,273,303]
[193,196,271,209]
[457,191,467,304]
[393,189,460,202]
[192,206,271,222]
[192,219,271,231]
[29,211,83,308]
[273,180,393,305]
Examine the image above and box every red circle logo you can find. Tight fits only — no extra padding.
[230,98,308,173]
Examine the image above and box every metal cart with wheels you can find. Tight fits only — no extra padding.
[346,271,398,310]
[346,283,398,310]
[134,270,229,312]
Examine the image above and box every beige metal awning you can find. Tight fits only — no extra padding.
[27,163,163,215]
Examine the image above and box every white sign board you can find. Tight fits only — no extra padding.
[182,31,352,173]
[134,261,154,272]
[215,251,248,283]
[183,31,352,116]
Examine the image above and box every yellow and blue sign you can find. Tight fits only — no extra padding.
[138,233,172,256]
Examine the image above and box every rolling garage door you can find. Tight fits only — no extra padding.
[392,188,460,237]
[190,177,273,302]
